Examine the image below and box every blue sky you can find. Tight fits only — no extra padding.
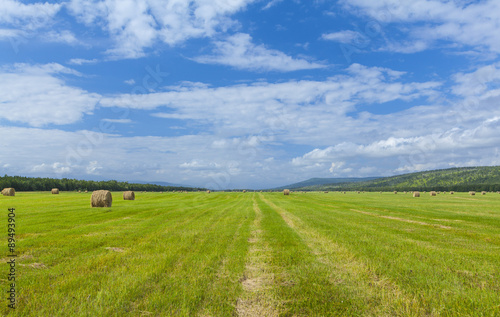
[1,0,500,189]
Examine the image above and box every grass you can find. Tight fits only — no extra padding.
[1,191,499,316]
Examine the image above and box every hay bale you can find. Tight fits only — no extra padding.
[450,191,454,194]
[481,191,486,195]
[394,191,397,194]
[469,191,475,196]
[243,190,247,193]
[207,190,211,194]
[51,188,59,195]
[91,190,112,207]
[123,191,135,200]
[85,190,88,193]
[430,191,437,196]
[283,189,290,195]
[2,188,15,196]
[413,191,420,197]
[324,191,329,194]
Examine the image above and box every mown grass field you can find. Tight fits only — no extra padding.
[1,191,499,316]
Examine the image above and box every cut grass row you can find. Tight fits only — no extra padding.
[1,191,499,316]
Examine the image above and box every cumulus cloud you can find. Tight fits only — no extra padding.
[0,63,100,126]
[67,0,256,59]
[193,33,326,71]
[101,64,441,142]
[340,0,500,55]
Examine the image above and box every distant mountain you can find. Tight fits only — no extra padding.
[295,166,500,192]
[274,177,380,190]
[132,180,193,188]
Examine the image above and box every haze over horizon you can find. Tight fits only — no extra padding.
[1,0,500,189]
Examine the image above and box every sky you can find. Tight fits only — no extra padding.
[1,0,500,189]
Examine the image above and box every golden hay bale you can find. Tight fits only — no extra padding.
[324,191,329,193]
[283,189,290,195]
[481,191,486,195]
[430,191,437,196]
[85,190,88,193]
[91,190,112,207]
[2,188,15,196]
[413,191,420,197]
[394,191,397,194]
[469,191,475,196]
[207,190,211,194]
[78,190,81,193]
[123,191,135,200]
[51,188,59,194]
[450,191,454,194]
[243,190,247,193]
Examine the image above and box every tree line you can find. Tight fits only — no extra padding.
[0,175,204,192]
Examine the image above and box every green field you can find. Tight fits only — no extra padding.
[1,191,499,316]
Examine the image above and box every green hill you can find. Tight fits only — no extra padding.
[274,177,379,190]
[296,166,500,192]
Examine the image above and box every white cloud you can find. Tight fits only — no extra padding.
[193,33,326,72]
[68,58,99,65]
[101,119,133,124]
[262,0,283,10]
[321,30,367,45]
[67,0,256,59]
[451,63,500,97]
[341,0,500,55]
[101,64,441,142]
[0,0,61,30]
[0,63,100,127]
[42,30,80,45]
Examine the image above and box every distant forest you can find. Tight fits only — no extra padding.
[295,166,500,192]
[0,175,203,192]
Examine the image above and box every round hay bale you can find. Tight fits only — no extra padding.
[85,190,88,193]
[430,191,437,196]
[78,190,82,193]
[207,190,211,194]
[469,191,475,196]
[394,191,397,194]
[51,188,59,195]
[481,191,486,195]
[283,189,290,195]
[413,191,420,197]
[123,191,135,200]
[2,188,15,196]
[324,191,329,194]
[450,191,454,194]
[243,190,247,193]
[91,190,112,207]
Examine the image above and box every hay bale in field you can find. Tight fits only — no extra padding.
[123,191,135,200]
[430,191,437,196]
[450,191,454,194]
[243,190,246,193]
[85,190,88,193]
[283,189,290,195]
[78,190,81,193]
[469,191,475,196]
[481,191,486,195]
[2,188,15,196]
[413,191,420,197]
[91,190,112,207]
[51,188,59,194]
[207,190,211,194]
[394,191,397,194]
